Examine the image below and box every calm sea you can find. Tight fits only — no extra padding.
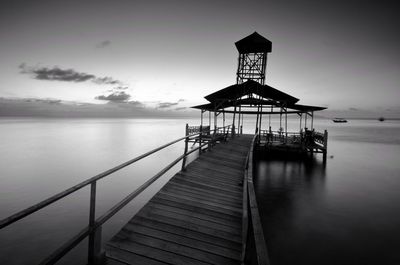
[255,119,400,265]
[0,117,399,264]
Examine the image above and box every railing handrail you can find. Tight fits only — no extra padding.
[0,124,230,265]
[242,134,270,265]
[0,125,228,229]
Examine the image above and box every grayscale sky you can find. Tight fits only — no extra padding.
[0,0,399,117]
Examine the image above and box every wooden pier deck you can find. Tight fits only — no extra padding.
[105,135,254,265]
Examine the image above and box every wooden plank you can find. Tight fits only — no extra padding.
[138,204,241,235]
[121,223,241,260]
[150,197,242,224]
[166,181,241,201]
[197,156,245,171]
[108,237,212,265]
[107,245,168,265]
[160,186,242,209]
[129,217,242,251]
[136,207,242,242]
[169,177,242,196]
[146,201,241,229]
[155,192,242,216]
[181,167,243,182]
[159,188,241,210]
[177,171,242,186]
[191,159,243,175]
[173,174,243,192]
[187,168,242,182]
[168,174,243,196]
[111,231,238,265]
[162,183,242,205]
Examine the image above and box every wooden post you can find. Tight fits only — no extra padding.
[305,112,308,129]
[238,105,241,135]
[259,103,263,135]
[299,113,302,132]
[182,124,189,170]
[323,129,328,163]
[285,106,288,143]
[311,111,314,130]
[223,112,225,133]
[232,105,237,137]
[88,182,104,265]
[199,125,202,154]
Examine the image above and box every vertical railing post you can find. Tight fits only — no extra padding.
[88,182,103,265]
[199,125,203,155]
[323,129,328,163]
[182,124,189,170]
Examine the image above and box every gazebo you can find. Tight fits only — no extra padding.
[192,32,326,141]
[190,32,328,161]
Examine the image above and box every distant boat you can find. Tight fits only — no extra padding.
[332,118,347,123]
[378,117,385,122]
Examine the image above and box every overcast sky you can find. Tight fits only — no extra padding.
[0,0,399,117]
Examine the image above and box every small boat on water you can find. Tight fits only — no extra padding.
[378,117,385,122]
[333,118,347,123]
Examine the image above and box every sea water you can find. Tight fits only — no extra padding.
[254,119,400,265]
[0,117,399,264]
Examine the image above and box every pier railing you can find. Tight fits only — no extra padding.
[260,129,328,148]
[0,125,231,265]
[242,134,270,265]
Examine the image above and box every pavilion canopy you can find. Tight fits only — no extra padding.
[192,79,326,113]
[204,80,299,104]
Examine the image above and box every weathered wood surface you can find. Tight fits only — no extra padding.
[105,135,254,265]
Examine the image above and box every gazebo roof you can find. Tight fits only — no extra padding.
[192,80,326,113]
[204,80,299,104]
[235,32,272,54]
[192,100,326,113]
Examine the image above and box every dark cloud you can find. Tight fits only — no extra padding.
[95,91,131,102]
[96,40,112,48]
[157,102,179,109]
[127,101,145,108]
[25,98,62,104]
[156,98,187,109]
[19,63,124,85]
[92,77,122,85]
[175,107,187,111]
[0,97,198,118]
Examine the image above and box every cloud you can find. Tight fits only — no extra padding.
[92,77,123,85]
[112,86,128,90]
[157,102,179,109]
[19,63,124,86]
[0,97,198,118]
[95,91,131,102]
[96,40,111,48]
[127,101,145,108]
[25,98,62,104]
[175,107,187,111]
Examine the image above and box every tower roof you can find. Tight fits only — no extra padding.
[235,32,272,54]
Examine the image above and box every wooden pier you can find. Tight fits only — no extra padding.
[106,135,253,265]
[0,32,328,265]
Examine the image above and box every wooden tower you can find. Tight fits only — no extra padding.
[235,32,272,85]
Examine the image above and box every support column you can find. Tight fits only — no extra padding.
[285,105,288,142]
[238,105,241,135]
[232,105,237,136]
[311,111,314,130]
